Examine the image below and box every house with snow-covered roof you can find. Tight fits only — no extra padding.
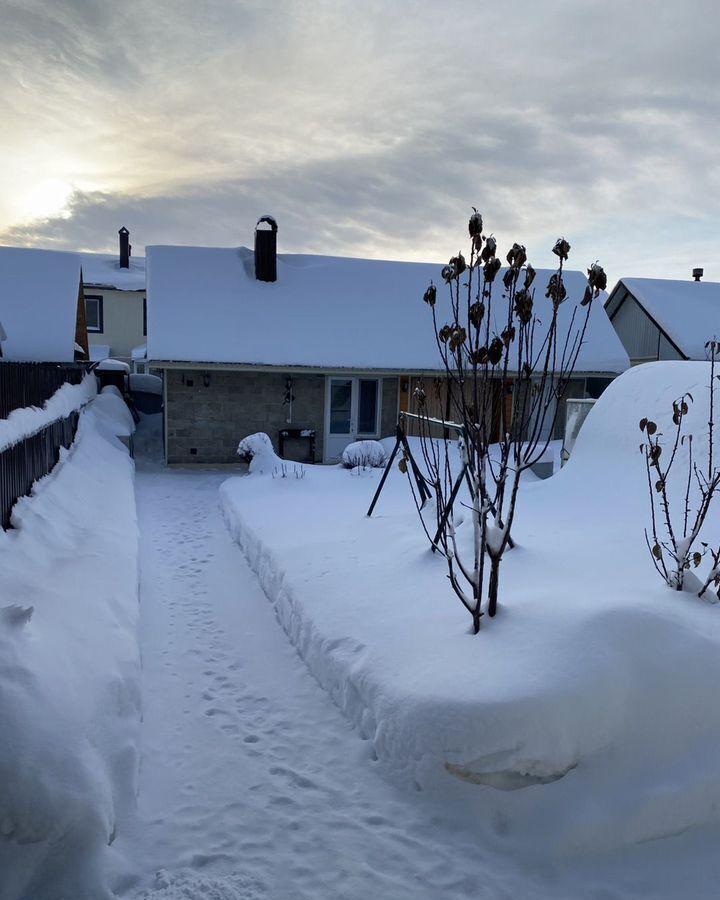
[605,274,720,366]
[0,246,87,361]
[147,217,630,465]
[80,227,147,368]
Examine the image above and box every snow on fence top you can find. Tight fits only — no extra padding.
[0,247,83,362]
[146,245,630,373]
[0,373,97,452]
[613,277,720,360]
[79,252,146,291]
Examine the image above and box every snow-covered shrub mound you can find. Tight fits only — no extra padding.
[237,432,283,474]
[341,440,386,469]
[0,402,140,899]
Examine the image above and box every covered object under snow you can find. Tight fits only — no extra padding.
[0,247,85,362]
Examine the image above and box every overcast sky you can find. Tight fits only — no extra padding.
[1,0,718,282]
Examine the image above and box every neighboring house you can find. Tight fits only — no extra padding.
[147,219,630,465]
[605,275,719,365]
[0,246,87,361]
[80,227,147,368]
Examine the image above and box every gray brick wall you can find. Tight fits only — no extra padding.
[165,370,400,465]
[166,370,325,464]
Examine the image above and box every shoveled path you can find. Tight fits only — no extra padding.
[108,420,534,900]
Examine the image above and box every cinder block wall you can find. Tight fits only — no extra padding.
[165,370,399,464]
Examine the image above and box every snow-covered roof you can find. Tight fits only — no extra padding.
[0,246,82,362]
[80,253,145,291]
[609,278,720,360]
[147,245,630,374]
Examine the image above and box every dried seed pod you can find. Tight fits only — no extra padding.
[449,326,467,352]
[469,301,485,328]
[513,288,533,324]
[552,237,571,261]
[483,256,501,282]
[546,273,567,306]
[587,262,607,293]
[441,265,454,284]
[503,267,519,290]
[501,325,516,346]
[506,242,527,269]
[524,264,536,289]
[488,336,504,365]
[438,324,452,343]
[468,208,483,238]
[472,346,489,364]
[449,253,467,277]
[481,235,497,263]
[423,282,437,306]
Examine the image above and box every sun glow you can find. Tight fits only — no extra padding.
[21,179,74,221]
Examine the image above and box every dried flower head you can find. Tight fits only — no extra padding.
[587,262,607,292]
[552,237,571,261]
[483,256,501,283]
[423,282,437,306]
[438,324,452,343]
[441,265,455,284]
[503,267,519,290]
[524,265,536,289]
[448,326,467,352]
[513,288,534,324]
[506,243,527,269]
[546,272,567,306]
[469,301,485,328]
[488,336,504,365]
[481,235,497,264]
[468,208,483,238]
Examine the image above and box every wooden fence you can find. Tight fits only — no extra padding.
[0,361,86,419]
[0,362,88,529]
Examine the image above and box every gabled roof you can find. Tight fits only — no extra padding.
[0,246,82,362]
[147,245,630,374]
[606,277,720,360]
[79,253,145,291]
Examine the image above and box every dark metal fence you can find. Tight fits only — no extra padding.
[0,362,86,419]
[0,412,80,530]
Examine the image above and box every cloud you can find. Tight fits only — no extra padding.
[1,0,718,280]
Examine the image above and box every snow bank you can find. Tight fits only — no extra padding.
[236,432,284,474]
[0,372,97,452]
[221,361,720,858]
[0,390,140,900]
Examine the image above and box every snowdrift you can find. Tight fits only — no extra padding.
[221,361,720,858]
[0,391,140,900]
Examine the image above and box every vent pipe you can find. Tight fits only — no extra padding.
[119,226,131,269]
[254,216,278,282]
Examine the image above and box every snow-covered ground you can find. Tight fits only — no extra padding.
[6,362,720,899]
[0,390,139,900]
[220,361,720,897]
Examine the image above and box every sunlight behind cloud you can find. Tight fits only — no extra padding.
[19,179,74,222]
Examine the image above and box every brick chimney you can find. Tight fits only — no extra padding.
[119,226,131,269]
[254,216,277,282]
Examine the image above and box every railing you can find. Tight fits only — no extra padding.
[0,411,80,530]
[0,362,86,419]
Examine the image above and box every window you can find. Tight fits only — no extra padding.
[357,379,379,434]
[85,295,103,333]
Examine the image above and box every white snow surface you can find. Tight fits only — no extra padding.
[80,253,146,291]
[0,390,140,900]
[0,372,97,452]
[220,361,720,871]
[616,277,720,360]
[0,246,82,362]
[147,245,629,373]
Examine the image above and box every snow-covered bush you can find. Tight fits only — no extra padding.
[415,210,605,632]
[640,341,720,598]
[237,432,282,474]
[341,440,386,470]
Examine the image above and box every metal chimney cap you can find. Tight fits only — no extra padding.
[692,267,704,281]
[256,215,278,232]
[118,225,129,235]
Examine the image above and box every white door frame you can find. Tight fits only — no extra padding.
[323,376,383,462]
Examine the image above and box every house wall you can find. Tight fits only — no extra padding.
[165,370,399,465]
[85,288,145,362]
[611,296,684,365]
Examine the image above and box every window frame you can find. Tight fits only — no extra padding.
[85,294,104,333]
